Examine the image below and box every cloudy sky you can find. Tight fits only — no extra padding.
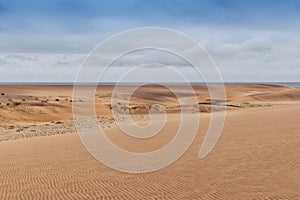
[0,0,300,82]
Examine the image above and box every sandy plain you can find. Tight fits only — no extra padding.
[0,84,299,199]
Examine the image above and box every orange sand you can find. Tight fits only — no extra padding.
[0,84,299,199]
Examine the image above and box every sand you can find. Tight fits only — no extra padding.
[0,84,299,199]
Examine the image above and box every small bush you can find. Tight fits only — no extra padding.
[1,93,5,96]
[13,102,21,106]
[55,99,59,101]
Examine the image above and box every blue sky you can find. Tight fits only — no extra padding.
[0,0,300,82]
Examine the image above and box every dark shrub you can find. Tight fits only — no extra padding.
[13,102,21,106]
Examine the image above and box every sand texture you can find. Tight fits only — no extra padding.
[0,84,299,199]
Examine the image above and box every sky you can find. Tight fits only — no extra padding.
[0,0,300,82]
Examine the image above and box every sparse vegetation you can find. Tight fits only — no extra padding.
[13,102,21,106]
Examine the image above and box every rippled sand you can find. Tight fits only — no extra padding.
[0,84,299,199]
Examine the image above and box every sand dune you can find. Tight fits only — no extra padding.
[0,84,300,199]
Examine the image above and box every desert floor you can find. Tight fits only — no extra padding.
[0,84,299,199]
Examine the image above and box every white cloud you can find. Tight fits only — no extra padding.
[188,27,300,81]
[0,27,300,82]
[0,52,84,82]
